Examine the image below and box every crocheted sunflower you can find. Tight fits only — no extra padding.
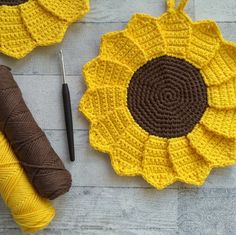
[80,0,236,189]
[0,0,89,59]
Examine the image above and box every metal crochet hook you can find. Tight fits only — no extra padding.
[59,50,75,162]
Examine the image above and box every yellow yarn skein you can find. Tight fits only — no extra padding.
[0,132,55,232]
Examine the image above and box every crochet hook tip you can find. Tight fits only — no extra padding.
[59,50,66,84]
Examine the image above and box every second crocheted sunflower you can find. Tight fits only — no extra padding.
[80,0,236,189]
[0,0,90,59]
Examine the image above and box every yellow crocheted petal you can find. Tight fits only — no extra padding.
[188,124,236,167]
[37,0,89,23]
[157,11,191,58]
[0,6,36,59]
[83,58,133,89]
[208,76,236,109]
[202,42,236,86]
[125,14,165,61]
[89,108,133,153]
[168,137,211,186]
[201,107,236,138]
[79,87,126,122]
[142,136,176,189]
[187,21,220,69]
[110,122,149,176]
[20,0,68,45]
[100,31,147,72]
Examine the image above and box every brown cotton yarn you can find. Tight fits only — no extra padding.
[0,65,72,200]
[127,55,208,138]
[0,0,28,5]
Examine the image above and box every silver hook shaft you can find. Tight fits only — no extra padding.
[59,50,66,84]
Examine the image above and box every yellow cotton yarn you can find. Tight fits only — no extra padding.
[0,132,55,233]
[80,0,236,189]
[0,0,90,59]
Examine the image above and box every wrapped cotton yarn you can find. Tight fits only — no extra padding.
[0,65,72,200]
[0,132,55,232]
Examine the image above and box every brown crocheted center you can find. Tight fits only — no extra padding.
[0,0,28,5]
[127,55,208,138]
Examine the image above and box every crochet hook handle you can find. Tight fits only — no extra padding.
[59,50,75,162]
[62,83,75,162]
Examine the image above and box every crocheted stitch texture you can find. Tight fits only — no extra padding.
[80,0,236,189]
[0,0,90,59]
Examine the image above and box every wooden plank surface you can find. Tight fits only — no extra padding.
[195,0,236,21]
[178,189,236,235]
[0,0,236,234]
[0,188,178,234]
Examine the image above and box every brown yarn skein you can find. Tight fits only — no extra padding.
[0,65,72,200]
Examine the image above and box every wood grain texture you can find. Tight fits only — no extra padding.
[0,0,236,234]
[178,189,236,235]
[0,187,178,235]
[81,0,195,23]
[195,0,236,21]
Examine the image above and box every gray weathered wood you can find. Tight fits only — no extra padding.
[218,22,236,42]
[81,0,195,23]
[14,75,86,130]
[196,0,236,21]
[1,230,177,235]
[178,189,236,235]
[0,187,178,235]
[0,0,236,234]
